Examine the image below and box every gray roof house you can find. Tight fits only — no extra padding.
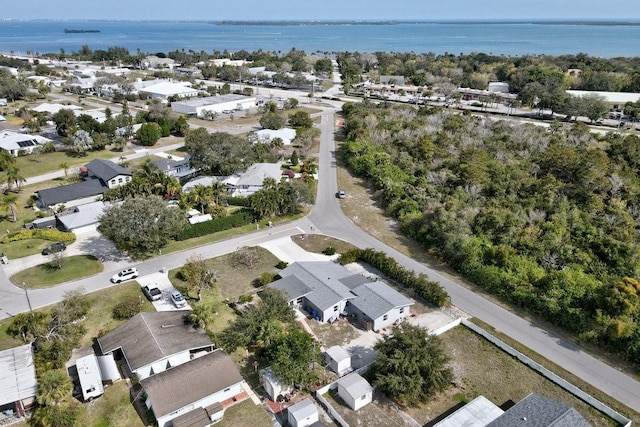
[141,350,245,427]
[271,262,414,330]
[226,162,284,197]
[488,393,591,427]
[85,159,132,188]
[37,177,107,210]
[152,155,197,182]
[56,201,105,233]
[98,311,214,380]
[0,344,37,416]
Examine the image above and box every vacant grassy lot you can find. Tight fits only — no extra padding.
[76,381,144,427]
[169,247,280,303]
[217,399,273,427]
[291,234,356,255]
[404,326,618,427]
[12,255,103,288]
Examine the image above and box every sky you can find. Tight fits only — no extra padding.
[2,0,640,21]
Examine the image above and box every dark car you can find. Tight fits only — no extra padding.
[142,284,162,301]
[41,242,66,255]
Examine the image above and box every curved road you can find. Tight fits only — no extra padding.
[0,107,638,412]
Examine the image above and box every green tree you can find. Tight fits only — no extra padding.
[0,192,18,222]
[370,323,453,406]
[32,402,83,427]
[137,122,162,146]
[5,165,25,191]
[37,369,72,406]
[51,108,77,137]
[260,112,286,130]
[188,303,216,329]
[185,128,254,175]
[288,111,313,129]
[179,254,218,300]
[98,195,186,256]
[265,327,320,390]
[66,129,93,154]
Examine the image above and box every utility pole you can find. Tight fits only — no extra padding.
[22,282,33,312]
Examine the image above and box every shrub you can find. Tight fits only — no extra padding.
[112,296,142,320]
[323,246,337,256]
[238,294,253,304]
[258,272,276,286]
[2,229,76,244]
[275,260,289,269]
[176,210,255,240]
[225,196,251,207]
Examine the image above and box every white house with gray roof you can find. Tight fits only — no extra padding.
[227,162,284,197]
[271,262,414,329]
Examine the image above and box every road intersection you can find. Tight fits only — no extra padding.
[0,104,638,411]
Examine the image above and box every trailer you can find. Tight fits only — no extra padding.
[76,354,104,402]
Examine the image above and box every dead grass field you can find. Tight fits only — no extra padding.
[291,234,357,255]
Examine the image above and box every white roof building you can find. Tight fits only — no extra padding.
[74,109,108,123]
[0,130,52,156]
[337,372,373,411]
[76,354,105,402]
[138,81,200,100]
[566,90,640,106]
[255,128,297,146]
[33,102,83,115]
[171,94,256,117]
[0,344,37,415]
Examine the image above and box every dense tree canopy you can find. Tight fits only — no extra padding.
[370,324,453,406]
[98,195,186,256]
[341,101,640,365]
[185,128,254,175]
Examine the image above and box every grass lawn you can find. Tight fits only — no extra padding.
[0,238,52,258]
[0,319,24,351]
[403,326,621,427]
[12,255,104,288]
[304,317,361,348]
[217,399,273,427]
[169,247,280,302]
[16,148,132,179]
[79,281,156,347]
[290,234,356,255]
[76,381,144,427]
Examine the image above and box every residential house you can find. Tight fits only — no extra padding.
[488,393,591,427]
[85,159,132,188]
[56,201,105,234]
[37,178,107,211]
[287,398,320,427]
[0,130,52,156]
[254,128,297,146]
[336,373,373,411]
[323,346,351,377]
[347,282,414,331]
[97,311,214,380]
[226,162,284,197]
[137,81,200,101]
[171,94,257,117]
[0,344,37,417]
[152,155,198,182]
[141,350,245,427]
[260,366,293,401]
[32,102,83,115]
[143,56,176,69]
[434,393,592,427]
[271,262,415,330]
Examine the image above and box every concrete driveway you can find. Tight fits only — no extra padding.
[257,236,336,263]
[137,271,191,312]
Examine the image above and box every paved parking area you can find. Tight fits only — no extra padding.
[137,271,191,311]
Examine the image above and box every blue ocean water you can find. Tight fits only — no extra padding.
[0,20,639,58]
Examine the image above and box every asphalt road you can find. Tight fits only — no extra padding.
[0,103,638,411]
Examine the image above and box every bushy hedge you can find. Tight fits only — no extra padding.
[2,229,76,244]
[176,210,256,240]
[339,248,449,307]
[225,196,251,207]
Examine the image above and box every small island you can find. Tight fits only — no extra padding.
[64,29,101,34]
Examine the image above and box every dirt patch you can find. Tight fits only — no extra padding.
[291,234,356,255]
[304,317,361,348]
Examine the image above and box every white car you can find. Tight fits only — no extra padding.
[111,267,139,283]
[170,291,187,308]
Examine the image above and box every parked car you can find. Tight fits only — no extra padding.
[41,242,66,255]
[142,284,162,301]
[337,190,346,199]
[111,267,139,283]
[170,291,187,308]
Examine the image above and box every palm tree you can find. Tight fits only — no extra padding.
[188,303,215,329]
[210,181,226,205]
[5,166,25,192]
[37,369,72,406]
[1,193,18,222]
[191,184,213,214]
[59,162,70,179]
[0,151,16,171]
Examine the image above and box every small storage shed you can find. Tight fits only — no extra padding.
[259,366,293,401]
[287,398,319,427]
[337,372,373,411]
[76,354,104,402]
[323,346,351,376]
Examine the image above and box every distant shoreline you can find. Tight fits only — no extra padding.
[0,19,638,27]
